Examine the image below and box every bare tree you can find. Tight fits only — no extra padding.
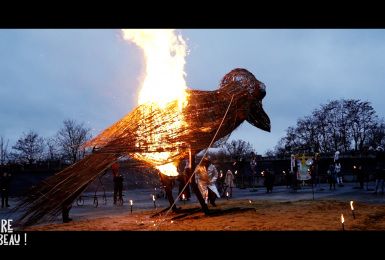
[275,99,382,155]
[222,139,255,160]
[366,120,385,148]
[0,136,9,165]
[348,100,377,151]
[46,137,59,160]
[12,130,45,164]
[56,119,91,164]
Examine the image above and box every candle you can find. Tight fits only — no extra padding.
[130,200,133,213]
[226,191,229,200]
[152,195,156,208]
[341,214,345,231]
[350,201,355,219]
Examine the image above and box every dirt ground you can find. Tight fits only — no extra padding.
[26,199,385,231]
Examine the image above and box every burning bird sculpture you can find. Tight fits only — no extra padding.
[15,68,270,226]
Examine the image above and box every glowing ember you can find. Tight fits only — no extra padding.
[341,214,344,224]
[122,29,189,177]
[350,201,354,211]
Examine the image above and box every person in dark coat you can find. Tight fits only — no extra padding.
[113,174,124,204]
[0,171,12,208]
[327,164,336,190]
[264,169,275,193]
[353,162,364,189]
[374,148,385,195]
[111,162,123,205]
[159,173,180,212]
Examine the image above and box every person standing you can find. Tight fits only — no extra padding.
[290,154,299,190]
[250,152,258,188]
[111,161,122,205]
[264,169,275,193]
[195,156,220,206]
[223,169,235,197]
[327,164,337,190]
[353,162,364,189]
[374,147,385,195]
[0,171,12,208]
[334,151,343,187]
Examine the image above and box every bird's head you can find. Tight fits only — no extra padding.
[219,68,271,132]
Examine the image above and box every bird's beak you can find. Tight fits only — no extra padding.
[246,101,271,132]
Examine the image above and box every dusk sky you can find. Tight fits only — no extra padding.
[1,29,384,155]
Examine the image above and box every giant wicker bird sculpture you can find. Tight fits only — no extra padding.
[15,68,270,226]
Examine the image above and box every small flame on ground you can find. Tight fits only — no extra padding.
[341,214,345,223]
[350,201,354,211]
[130,200,133,206]
[152,195,155,201]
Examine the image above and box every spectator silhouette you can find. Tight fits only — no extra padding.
[111,162,123,205]
[264,169,275,193]
[223,169,235,197]
[0,171,12,208]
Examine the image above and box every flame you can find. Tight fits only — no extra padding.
[341,214,344,223]
[182,194,185,200]
[350,201,354,211]
[130,200,133,206]
[122,29,189,176]
[152,195,156,201]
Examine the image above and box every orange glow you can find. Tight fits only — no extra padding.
[122,29,189,176]
[341,214,344,223]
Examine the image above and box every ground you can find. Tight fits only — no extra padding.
[25,199,385,231]
[8,182,383,231]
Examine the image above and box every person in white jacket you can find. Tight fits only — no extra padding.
[195,156,220,206]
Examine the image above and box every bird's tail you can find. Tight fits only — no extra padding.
[14,152,118,227]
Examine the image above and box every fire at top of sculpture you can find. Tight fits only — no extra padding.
[15,30,270,227]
